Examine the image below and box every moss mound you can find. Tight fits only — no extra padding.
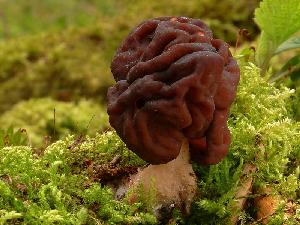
[188,62,300,224]
[0,98,109,146]
[113,0,259,44]
[0,26,113,113]
[0,0,260,113]
[0,0,259,44]
[0,132,154,224]
[0,62,299,224]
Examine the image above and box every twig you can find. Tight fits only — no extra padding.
[67,134,85,150]
[256,211,276,224]
[110,154,121,166]
[230,163,257,224]
[85,114,95,131]
[235,29,250,51]
[268,64,300,83]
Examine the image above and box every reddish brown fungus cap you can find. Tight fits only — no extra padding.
[107,17,240,165]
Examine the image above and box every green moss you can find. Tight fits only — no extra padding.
[0,132,152,224]
[0,0,259,43]
[293,88,300,121]
[187,62,300,224]
[116,0,259,43]
[0,2,299,220]
[0,26,113,113]
[0,127,28,148]
[0,0,123,39]
[0,98,109,146]
[43,131,145,171]
[0,0,260,113]
[1,61,298,224]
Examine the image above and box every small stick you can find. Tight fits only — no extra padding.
[67,134,85,151]
[85,114,95,132]
[230,163,257,224]
[235,29,249,51]
[110,154,121,166]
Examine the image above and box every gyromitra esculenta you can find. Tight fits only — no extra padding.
[107,17,240,214]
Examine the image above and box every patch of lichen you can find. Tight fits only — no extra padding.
[0,98,109,146]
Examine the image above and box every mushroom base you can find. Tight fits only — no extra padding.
[124,139,197,217]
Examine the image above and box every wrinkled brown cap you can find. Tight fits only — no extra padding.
[107,17,240,165]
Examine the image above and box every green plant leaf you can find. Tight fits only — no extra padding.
[280,55,300,72]
[269,55,300,82]
[255,0,300,72]
[290,70,300,84]
[274,36,300,55]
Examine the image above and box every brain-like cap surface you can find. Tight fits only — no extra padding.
[107,17,240,165]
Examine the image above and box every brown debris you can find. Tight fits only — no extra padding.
[84,156,138,187]
[253,187,281,224]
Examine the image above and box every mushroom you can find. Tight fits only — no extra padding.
[107,17,240,216]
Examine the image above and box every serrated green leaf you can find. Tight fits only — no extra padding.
[255,0,300,72]
[255,0,300,45]
[274,36,300,55]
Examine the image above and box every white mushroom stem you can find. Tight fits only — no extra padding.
[128,138,197,214]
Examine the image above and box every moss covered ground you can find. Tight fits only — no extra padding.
[0,0,259,112]
[0,61,299,224]
[0,0,299,224]
[0,98,109,146]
